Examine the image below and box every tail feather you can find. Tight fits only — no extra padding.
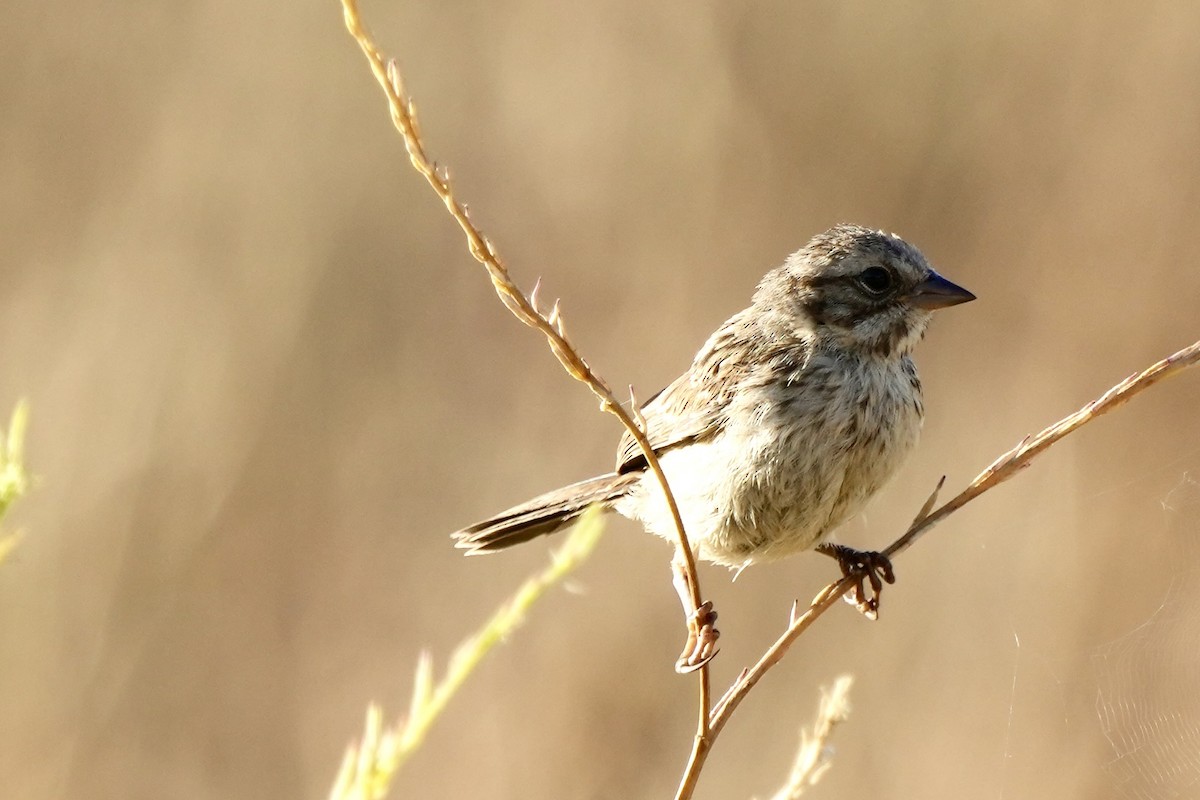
[453,472,638,554]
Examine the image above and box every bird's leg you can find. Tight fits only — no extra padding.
[671,555,719,672]
[816,543,896,620]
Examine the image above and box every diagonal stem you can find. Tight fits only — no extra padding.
[339,0,712,732]
[674,337,1200,799]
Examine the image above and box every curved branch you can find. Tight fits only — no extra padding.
[340,0,712,726]
[675,337,1200,799]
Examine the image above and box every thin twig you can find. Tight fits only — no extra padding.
[673,337,1200,799]
[328,513,606,800]
[338,1,711,725]
[763,675,853,800]
[0,401,31,566]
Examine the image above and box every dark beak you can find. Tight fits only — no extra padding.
[910,271,976,310]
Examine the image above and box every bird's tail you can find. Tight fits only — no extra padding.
[453,472,639,554]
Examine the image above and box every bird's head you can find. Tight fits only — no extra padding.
[756,224,975,358]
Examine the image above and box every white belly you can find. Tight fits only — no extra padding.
[617,355,923,568]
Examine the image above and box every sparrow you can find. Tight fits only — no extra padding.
[452,224,974,667]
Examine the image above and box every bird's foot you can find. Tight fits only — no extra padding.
[817,543,896,620]
[675,600,720,673]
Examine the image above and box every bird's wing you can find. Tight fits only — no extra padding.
[615,311,759,474]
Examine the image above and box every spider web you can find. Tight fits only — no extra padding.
[1091,475,1200,800]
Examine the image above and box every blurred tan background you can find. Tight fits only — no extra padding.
[3,1,1200,798]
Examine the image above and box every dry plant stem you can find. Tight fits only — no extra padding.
[339,0,711,722]
[329,513,607,800]
[883,337,1200,559]
[675,337,1200,800]
[765,675,854,800]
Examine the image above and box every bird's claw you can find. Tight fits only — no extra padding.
[818,544,896,620]
[675,600,720,673]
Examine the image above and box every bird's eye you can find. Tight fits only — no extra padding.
[857,266,894,296]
